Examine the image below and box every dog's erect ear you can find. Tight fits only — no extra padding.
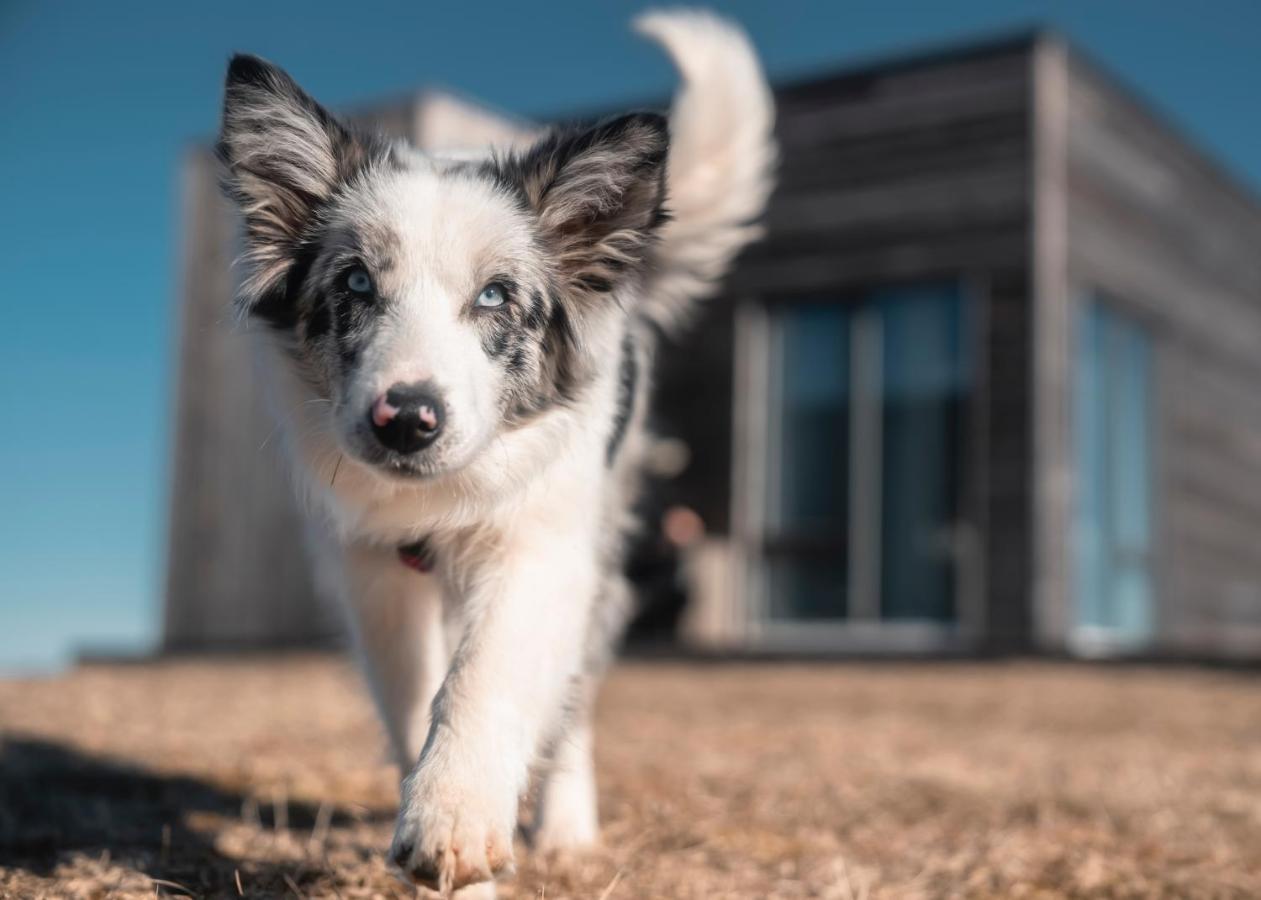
[218,54,378,316]
[499,113,669,296]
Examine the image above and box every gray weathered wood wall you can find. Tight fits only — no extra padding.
[164,148,337,649]
[1061,47,1261,657]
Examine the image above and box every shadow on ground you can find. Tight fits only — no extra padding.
[0,734,392,896]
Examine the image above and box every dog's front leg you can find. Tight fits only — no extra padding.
[339,541,448,770]
[390,521,597,893]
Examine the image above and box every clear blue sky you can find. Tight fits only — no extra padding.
[1,0,1258,672]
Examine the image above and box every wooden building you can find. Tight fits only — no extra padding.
[166,31,1261,659]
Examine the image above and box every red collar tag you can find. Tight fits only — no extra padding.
[398,539,436,573]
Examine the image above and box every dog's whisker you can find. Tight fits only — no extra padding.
[259,396,332,452]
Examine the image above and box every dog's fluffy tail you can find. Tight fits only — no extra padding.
[635,10,776,335]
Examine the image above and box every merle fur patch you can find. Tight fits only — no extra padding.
[488,113,670,302]
[217,53,397,325]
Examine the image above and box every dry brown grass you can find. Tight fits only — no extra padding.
[1,656,1258,899]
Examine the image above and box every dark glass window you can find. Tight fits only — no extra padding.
[766,304,849,620]
[764,283,968,624]
[776,305,850,532]
[878,286,968,622]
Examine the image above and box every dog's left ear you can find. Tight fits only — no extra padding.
[218,54,379,314]
[499,113,669,295]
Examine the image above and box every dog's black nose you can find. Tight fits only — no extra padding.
[370,382,445,454]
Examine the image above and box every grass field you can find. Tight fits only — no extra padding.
[1,656,1258,899]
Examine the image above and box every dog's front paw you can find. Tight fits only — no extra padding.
[389,755,516,893]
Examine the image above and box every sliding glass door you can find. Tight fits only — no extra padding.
[764,283,970,626]
[1074,300,1153,643]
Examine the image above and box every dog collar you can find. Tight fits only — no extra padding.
[398,538,436,574]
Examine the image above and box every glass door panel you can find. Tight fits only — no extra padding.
[764,283,969,626]
[878,285,967,622]
[1075,301,1153,641]
[766,304,849,620]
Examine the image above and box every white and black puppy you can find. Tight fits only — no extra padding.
[216,10,773,896]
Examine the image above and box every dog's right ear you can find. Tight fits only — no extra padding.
[493,113,669,299]
[218,55,376,315]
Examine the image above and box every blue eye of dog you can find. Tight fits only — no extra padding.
[475,283,507,309]
[346,268,373,294]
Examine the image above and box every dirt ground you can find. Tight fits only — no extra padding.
[0,656,1258,899]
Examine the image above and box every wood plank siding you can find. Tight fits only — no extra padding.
[1062,48,1261,657]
